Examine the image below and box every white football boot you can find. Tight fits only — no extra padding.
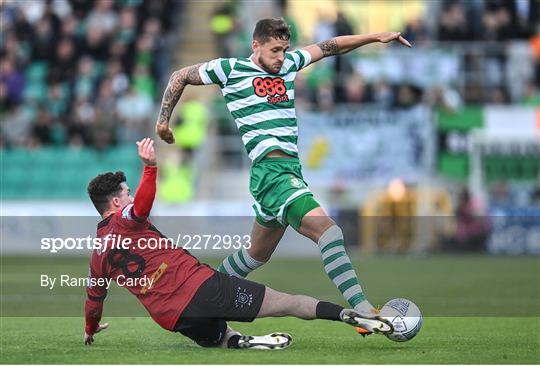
[340,309,393,337]
[236,332,292,350]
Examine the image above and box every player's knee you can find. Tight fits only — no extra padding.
[297,215,336,242]
[260,287,291,317]
[178,320,227,348]
[316,220,339,241]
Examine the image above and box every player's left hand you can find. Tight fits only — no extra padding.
[136,138,157,166]
[84,322,109,345]
[377,32,412,48]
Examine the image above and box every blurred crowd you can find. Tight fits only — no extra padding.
[0,0,179,149]
[2,0,539,150]
[213,0,539,112]
[312,0,539,109]
[407,0,538,42]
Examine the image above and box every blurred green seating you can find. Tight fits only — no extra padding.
[1,145,141,200]
[484,155,539,183]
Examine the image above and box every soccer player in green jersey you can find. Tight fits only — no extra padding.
[155,18,411,328]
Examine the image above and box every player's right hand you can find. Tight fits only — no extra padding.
[377,32,412,48]
[136,138,157,166]
[156,123,175,144]
[83,322,109,345]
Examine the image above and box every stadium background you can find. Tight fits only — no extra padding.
[1,0,539,363]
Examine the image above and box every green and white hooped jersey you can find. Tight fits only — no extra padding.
[198,50,312,162]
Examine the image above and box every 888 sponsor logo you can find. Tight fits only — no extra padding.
[252,77,289,105]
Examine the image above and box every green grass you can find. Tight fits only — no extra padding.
[1,255,539,364]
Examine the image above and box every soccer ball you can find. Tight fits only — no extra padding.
[379,298,422,342]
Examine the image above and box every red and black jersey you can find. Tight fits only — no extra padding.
[85,166,214,334]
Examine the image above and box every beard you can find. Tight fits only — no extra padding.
[258,56,281,74]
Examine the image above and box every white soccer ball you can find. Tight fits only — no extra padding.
[379,298,422,342]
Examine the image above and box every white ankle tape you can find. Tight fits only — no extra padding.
[242,248,265,269]
[317,225,344,250]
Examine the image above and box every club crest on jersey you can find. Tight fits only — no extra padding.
[252,77,289,105]
[290,176,303,188]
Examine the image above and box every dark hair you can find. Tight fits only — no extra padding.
[253,18,291,44]
[87,171,126,215]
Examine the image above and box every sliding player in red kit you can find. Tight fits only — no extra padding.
[84,138,392,350]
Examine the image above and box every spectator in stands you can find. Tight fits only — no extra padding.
[95,79,116,117]
[143,17,168,86]
[116,86,153,142]
[427,84,463,113]
[531,184,540,205]
[481,6,512,41]
[394,84,421,109]
[313,10,335,44]
[489,86,510,104]
[437,2,470,41]
[81,25,109,61]
[104,59,129,97]
[59,14,79,39]
[86,0,117,36]
[108,39,134,77]
[372,79,393,108]
[132,64,156,99]
[92,80,117,150]
[490,181,513,207]
[134,34,155,71]
[46,83,69,119]
[277,0,299,46]
[530,34,540,87]
[30,17,56,61]
[402,17,429,45]
[211,2,236,58]
[443,188,489,252]
[49,37,77,83]
[521,81,540,106]
[74,56,98,100]
[3,30,31,69]
[333,11,355,103]
[69,97,94,147]
[30,107,53,147]
[344,73,372,104]
[117,6,138,45]
[173,94,209,164]
[0,57,25,109]
[0,0,175,149]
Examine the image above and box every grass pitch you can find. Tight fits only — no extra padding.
[1,255,539,364]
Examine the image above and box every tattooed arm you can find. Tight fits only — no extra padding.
[302,32,411,65]
[155,64,204,144]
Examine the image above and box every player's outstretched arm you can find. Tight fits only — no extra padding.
[302,32,412,64]
[155,64,204,144]
[84,264,109,345]
[133,138,157,219]
[84,298,108,345]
